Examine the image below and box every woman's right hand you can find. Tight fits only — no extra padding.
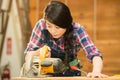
[25,50,40,62]
[25,46,51,62]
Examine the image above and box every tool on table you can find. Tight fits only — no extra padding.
[38,45,65,75]
[20,45,83,77]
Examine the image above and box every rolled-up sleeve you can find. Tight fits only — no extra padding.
[76,26,102,62]
[24,19,45,54]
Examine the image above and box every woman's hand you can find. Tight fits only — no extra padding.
[45,51,51,58]
[87,72,108,78]
[87,56,108,78]
[39,45,51,58]
[25,45,51,62]
[25,51,38,62]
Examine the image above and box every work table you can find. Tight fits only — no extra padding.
[11,76,120,80]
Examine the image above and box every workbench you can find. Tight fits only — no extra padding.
[11,76,120,80]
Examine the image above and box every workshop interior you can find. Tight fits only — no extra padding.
[0,0,120,79]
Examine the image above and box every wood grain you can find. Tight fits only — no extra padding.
[11,77,120,80]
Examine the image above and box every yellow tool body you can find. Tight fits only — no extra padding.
[39,45,64,75]
[40,58,55,74]
[39,45,52,74]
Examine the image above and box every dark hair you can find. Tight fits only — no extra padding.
[44,1,74,64]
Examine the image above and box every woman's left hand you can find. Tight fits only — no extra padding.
[87,72,108,78]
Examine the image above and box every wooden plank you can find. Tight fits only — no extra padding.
[11,77,120,80]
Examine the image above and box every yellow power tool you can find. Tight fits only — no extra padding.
[39,45,64,75]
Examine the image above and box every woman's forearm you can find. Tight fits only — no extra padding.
[92,56,103,73]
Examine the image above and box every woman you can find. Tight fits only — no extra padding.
[24,1,108,78]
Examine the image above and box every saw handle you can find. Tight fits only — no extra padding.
[40,45,50,60]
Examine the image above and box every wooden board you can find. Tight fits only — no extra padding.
[11,77,120,80]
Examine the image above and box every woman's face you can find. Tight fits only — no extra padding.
[46,20,66,39]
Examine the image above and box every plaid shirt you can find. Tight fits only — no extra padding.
[24,19,102,62]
